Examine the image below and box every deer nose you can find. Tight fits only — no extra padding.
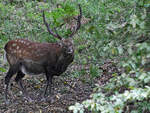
[67,47,73,54]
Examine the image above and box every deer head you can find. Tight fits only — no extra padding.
[42,4,82,55]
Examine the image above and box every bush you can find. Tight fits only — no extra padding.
[69,0,150,112]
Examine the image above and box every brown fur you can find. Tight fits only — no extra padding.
[4,38,74,101]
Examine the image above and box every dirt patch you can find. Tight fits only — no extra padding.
[0,61,119,113]
[0,73,93,113]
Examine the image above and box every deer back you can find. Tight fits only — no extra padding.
[5,39,61,63]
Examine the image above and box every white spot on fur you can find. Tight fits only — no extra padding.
[23,50,26,54]
[12,43,17,47]
[13,50,16,53]
[28,46,32,49]
[24,42,27,44]
[9,47,12,51]
[21,40,24,43]
[18,50,22,53]
[16,46,19,50]
[26,42,29,45]
[19,54,22,57]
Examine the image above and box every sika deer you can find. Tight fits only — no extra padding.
[4,4,82,102]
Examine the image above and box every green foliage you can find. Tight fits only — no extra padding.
[69,86,150,113]
[89,64,100,78]
[0,0,79,43]
[68,0,150,112]
[0,67,7,72]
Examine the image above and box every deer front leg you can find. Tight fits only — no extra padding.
[42,67,53,99]
[43,73,53,97]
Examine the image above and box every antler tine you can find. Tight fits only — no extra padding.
[42,11,62,40]
[69,4,82,37]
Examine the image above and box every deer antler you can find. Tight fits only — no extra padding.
[42,11,62,40]
[69,4,82,37]
[43,4,82,39]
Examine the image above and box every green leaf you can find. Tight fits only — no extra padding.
[0,67,6,72]
[117,46,123,54]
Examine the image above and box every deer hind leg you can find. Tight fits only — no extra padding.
[15,71,26,95]
[15,71,33,102]
[5,64,19,103]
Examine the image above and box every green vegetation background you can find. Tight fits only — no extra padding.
[0,0,150,112]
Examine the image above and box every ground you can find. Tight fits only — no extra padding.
[0,70,93,113]
[0,61,117,113]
